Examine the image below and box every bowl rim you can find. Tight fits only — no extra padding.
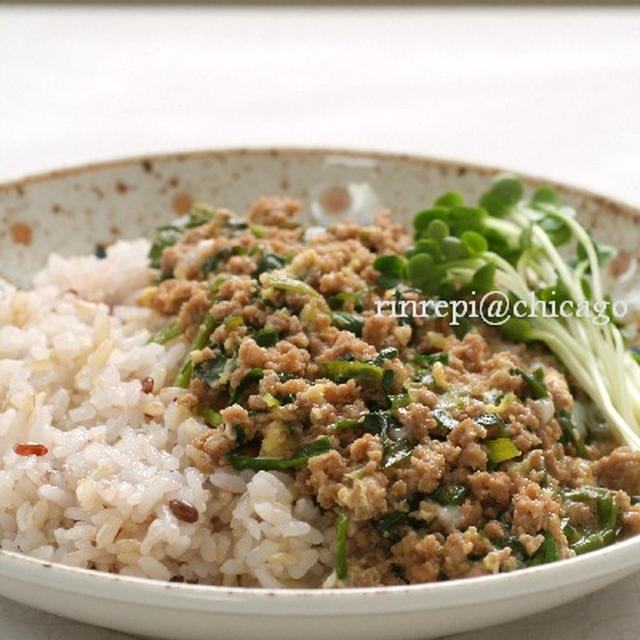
[1,146,639,225]
[1,146,639,606]
[2,534,640,611]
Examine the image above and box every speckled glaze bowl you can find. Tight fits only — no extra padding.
[1,148,640,640]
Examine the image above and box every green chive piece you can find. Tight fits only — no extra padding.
[227,436,331,471]
[149,322,184,345]
[335,513,349,581]
[485,437,521,464]
[174,313,217,388]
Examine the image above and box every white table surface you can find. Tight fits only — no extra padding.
[1,5,640,640]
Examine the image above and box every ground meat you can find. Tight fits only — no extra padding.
[349,433,384,467]
[177,287,211,333]
[544,446,594,488]
[317,271,357,297]
[220,404,250,428]
[483,519,506,540]
[226,255,256,275]
[407,445,446,494]
[337,474,388,521]
[468,471,513,510]
[306,450,347,508]
[623,505,640,535]
[193,430,235,467]
[391,532,442,583]
[505,402,544,453]
[594,448,640,495]
[441,531,474,578]
[264,309,304,337]
[313,331,377,365]
[246,196,300,227]
[483,547,517,574]
[362,314,412,351]
[511,481,560,534]
[364,210,412,255]
[348,566,386,588]
[448,333,490,373]
[397,402,439,441]
[449,418,487,447]
[144,193,640,588]
[456,442,487,471]
[519,533,545,556]
[457,499,485,529]
[160,242,191,276]
[323,379,361,406]
[150,280,207,316]
[544,367,574,411]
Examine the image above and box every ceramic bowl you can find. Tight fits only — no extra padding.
[0,148,639,640]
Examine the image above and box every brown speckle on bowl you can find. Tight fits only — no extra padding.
[10,222,32,245]
[115,181,129,194]
[321,186,351,215]
[91,186,105,200]
[609,251,632,277]
[141,159,153,173]
[172,193,193,215]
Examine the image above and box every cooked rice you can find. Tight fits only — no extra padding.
[0,240,332,587]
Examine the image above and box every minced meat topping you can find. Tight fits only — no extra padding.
[140,194,640,586]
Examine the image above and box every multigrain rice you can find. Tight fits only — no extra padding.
[0,240,332,587]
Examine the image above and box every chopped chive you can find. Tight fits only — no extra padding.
[254,328,279,347]
[414,352,448,368]
[174,314,217,388]
[262,393,281,408]
[334,418,363,430]
[261,271,324,300]
[381,438,413,469]
[230,368,264,402]
[225,315,245,330]
[227,436,331,471]
[328,292,364,312]
[195,406,223,426]
[485,437,521,464]
[149,322,184,345]
[381,369,395,395]
[257,253,286,275]
[510,367,548,400]
[332,311,365,337]
[371,347,399,365]
[323,361,383,384]
[250,224,266,238]
[431,408,459,431]
[528,531,559,565]
[335,513,349,581]
[148,225,181,269]
[430,484,468,506]
[557,410,588,458]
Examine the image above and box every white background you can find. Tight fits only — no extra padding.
[2,6,640,206]
[1,5,640,640]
